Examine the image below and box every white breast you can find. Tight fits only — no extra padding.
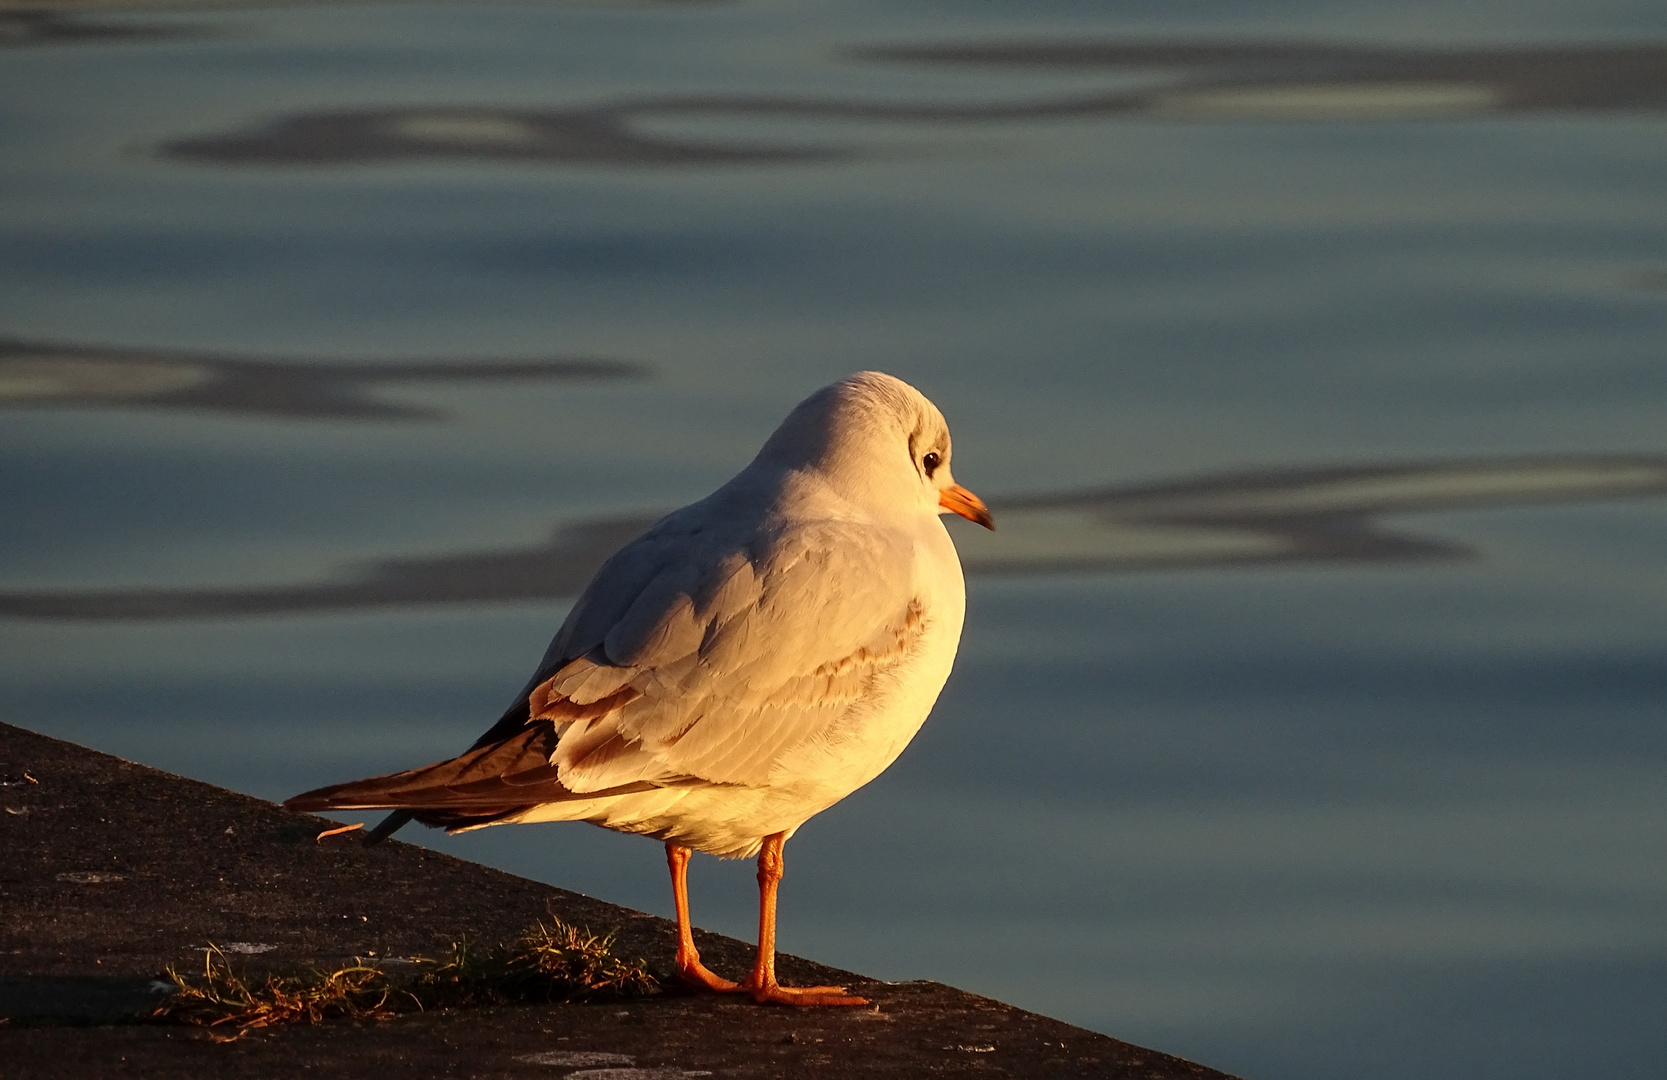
[765,514,967,810]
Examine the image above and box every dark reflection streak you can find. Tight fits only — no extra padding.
[0,339,645,420]
[162,107,845,167]
[0,9,200,48]
[4,455,1663,622]
[156,92,1194,168]
[0,516,663,622]
[158,43,1667,168]
[854,41,1667,113]
[972,457,1667,575]
[997,458,1667,514]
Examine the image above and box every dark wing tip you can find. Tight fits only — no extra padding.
[361,810,416,845]
[283,788,338,812]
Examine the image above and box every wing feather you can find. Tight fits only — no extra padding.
[284,721,661,815]
[288,505,932,818]
[536,517,925,791]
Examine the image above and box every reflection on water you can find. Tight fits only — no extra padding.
[5,455,1662,620]
[976,456,1667,571]
[160,42,1667,167]
[165,105,837,167]
[857,41,1667,116]
[0,338,644,420]
[0,8,195,47]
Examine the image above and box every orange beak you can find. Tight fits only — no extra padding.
[938,484,995,530]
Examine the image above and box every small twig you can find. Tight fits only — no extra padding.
[314,822,364,843]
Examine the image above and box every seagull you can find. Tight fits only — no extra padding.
[286,371,993,1006]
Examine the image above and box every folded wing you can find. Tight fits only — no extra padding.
[541,513,925,791]
[285,507,927,823]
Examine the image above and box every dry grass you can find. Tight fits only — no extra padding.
[154,918,660,1041]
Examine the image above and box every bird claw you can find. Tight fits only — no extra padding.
[676,961,740,993]
[747,981,869,1007]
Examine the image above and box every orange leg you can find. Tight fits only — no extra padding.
[665,842,739,993]
[742,832,869,1006]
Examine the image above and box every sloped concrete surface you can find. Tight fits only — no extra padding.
[0,722,1241,1079]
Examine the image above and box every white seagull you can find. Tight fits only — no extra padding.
[287,371,993,1006]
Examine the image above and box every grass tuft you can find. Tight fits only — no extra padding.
[154,917,659,1041]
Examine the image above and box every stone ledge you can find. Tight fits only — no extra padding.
[0,721,1241,1079]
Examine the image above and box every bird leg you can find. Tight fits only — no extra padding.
[742,832,869,1006]
[665,841,739,992]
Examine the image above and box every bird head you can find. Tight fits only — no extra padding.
[756,371,993,530]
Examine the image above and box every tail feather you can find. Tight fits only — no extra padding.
[285,722,562,812]
[284,720,661,830]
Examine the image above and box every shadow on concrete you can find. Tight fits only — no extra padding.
[4,454,1663,621]
[156,41,1667,167]
[0,338,646,421]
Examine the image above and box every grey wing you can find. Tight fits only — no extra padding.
[467,504,720,749]
[526,516,928,791]
[298,512,931,827]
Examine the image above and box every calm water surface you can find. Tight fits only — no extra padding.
[3,2,1666,1077]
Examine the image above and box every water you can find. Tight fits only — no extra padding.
[4,2,1666,1077]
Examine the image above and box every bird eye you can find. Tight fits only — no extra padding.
[922,451,941,477]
